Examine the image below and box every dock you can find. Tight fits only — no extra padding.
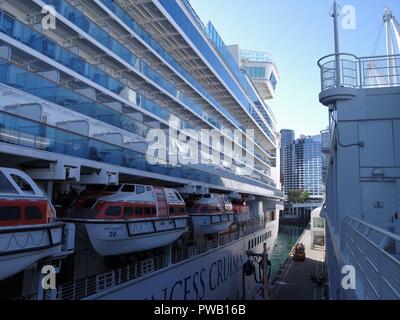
[270,227,326,300]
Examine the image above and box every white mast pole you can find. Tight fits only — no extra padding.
[333,0,342,88]
[390,18,400,54]
[384,7,396,85]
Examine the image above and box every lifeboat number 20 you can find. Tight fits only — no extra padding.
[109,230,118,238]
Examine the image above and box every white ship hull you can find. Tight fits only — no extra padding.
[84,219,279,300]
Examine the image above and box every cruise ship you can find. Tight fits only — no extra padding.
[319,4,400,300]
[0,0,283,300]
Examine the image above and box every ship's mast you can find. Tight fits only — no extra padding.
[382,7,400,85]
[332,0,341,88]
[384,7,396,84]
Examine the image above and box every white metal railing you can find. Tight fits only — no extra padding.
[342,216,400,300]
[55,256,164,300]
[318,53,400,91]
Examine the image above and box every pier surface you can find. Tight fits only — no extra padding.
[270,228,326,300]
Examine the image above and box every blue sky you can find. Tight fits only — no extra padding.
[190,0,400,137]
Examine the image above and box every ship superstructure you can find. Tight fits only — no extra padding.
[0,0,283,300]
[319,4,400,300]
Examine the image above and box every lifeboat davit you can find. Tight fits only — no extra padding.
[232,200,251,223]
[0,168,66,281]
[64,185,188,256]
[189,194,234,235]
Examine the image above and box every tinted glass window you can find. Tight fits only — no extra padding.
[124,207,134,216]
[144,207,152,215]
[152,207,157,215]
[25,206,42,220]
[169,207,174,215]
[136,186,145,194]
[135,207,143,215]
[105,206,121,216]
[0,172,17,194]
[10,174,34,193]
[0,207,20,220]
[121,185,135,192]
[174,192,183,202]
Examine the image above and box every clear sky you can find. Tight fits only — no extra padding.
[189,0,400,137]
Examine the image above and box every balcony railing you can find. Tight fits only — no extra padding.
[318,53,400,92]
[342,216,400,300]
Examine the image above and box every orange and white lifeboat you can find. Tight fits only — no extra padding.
[74,184,125,210]
[64,185,188,256]
[232,200,251,223]
[0,168,66,281]
[189,195,234,235]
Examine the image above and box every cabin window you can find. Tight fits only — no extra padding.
[169,207,174,215]
[136,186,145,194]
[105,206,121,217]
[146,187,152,192]
[0,207,20,220]
[135,207,143,215]
[124,207,134,216]
[144,207,152,215]
[10,174,34,193]
[0,172,17,194]
[121,185,135,193]
[104,185,121,192]
[152,207,157,215]
[200,206,208,213]
[174,191,183,202]
[25,206,42,220]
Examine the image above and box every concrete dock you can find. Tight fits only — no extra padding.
[270,227,326,300]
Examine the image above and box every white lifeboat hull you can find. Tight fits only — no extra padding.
[0,223,65,281]
[191,214,234,235]
[73,218,188,256]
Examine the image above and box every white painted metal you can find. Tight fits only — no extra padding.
[342,216,400,299]
[0,227,64,281]
[84,219,188,256]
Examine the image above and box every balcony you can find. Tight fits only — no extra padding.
[318,53,400,106]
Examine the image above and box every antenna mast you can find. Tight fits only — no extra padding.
[332,1,341,88]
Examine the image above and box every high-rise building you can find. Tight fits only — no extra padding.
[280,129,295,186]
[280,131,324,198]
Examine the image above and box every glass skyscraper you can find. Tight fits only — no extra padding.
[280,131,324,198]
